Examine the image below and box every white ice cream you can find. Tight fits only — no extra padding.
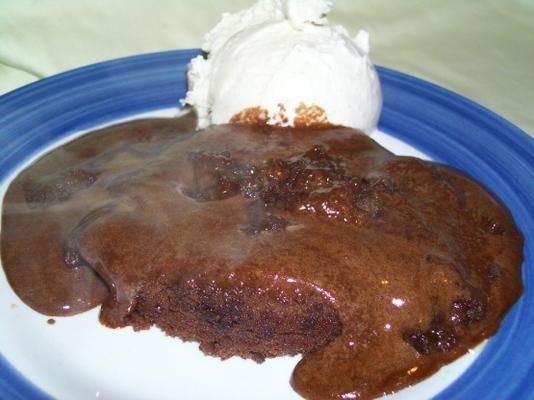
[183,0,382,133]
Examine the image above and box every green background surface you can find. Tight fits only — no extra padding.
[1,0,533,136]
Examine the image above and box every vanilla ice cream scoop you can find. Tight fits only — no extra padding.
[183,0,382,133]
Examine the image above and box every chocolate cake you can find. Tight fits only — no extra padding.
[0,113,523,399]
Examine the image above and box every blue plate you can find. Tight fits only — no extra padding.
[0,50,532,400]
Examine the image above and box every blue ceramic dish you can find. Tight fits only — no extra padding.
[0,50,532,400]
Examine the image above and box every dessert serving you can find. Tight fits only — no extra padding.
[0,1,524,399]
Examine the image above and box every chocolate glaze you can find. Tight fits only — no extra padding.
[0,113,523,399]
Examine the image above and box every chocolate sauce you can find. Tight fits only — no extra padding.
[0,113,523,399]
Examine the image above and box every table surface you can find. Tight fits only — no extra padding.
[1,0,533,137]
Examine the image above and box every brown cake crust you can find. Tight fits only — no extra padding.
[0,113,523,399]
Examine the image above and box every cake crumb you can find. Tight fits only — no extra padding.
[294,103,331,127]
[231,103,336,128]
[47,318,56,325]
[230,106,269,125]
